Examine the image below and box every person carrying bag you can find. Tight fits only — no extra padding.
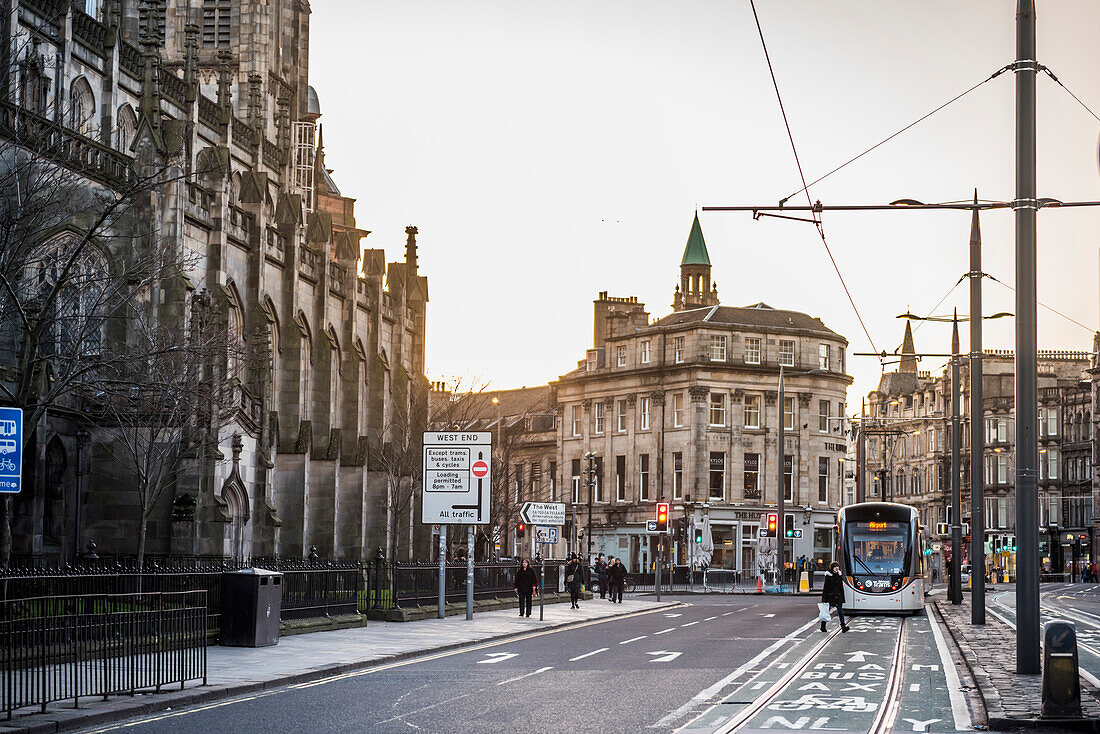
[820,561,850,633]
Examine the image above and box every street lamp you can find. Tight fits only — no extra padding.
[777,366,830,587]
[583,451,597,568]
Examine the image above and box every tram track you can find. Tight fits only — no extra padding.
[707,617,909,734]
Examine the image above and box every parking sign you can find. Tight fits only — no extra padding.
[0,407,23,493]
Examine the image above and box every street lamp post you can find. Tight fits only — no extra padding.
[969,194,987,624]
[583,451,597,570]
[777,366,786,586]
[950,313,963,605]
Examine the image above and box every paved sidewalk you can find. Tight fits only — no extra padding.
[935,598,1100,731]
[2,596,676,734]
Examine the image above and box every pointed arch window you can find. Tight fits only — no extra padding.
[115,104,137,152]
[34,235,107,359]
[69,78,95,136]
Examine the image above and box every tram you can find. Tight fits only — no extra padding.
[837,502,925,614]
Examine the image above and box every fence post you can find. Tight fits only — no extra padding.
[390,561,400,610]
[372,549,384,610]
[39,603,47,713]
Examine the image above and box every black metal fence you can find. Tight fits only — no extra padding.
[1,591,207,719]
[370,561,566,609]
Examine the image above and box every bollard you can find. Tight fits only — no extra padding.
[1041,620,1082,718]
[799,571,809,593]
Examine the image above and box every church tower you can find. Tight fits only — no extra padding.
[673,212,720,311]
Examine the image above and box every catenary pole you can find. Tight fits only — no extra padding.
[951,313,962,605]
[777,366,786,586]
[1015,0,1040,674]
[857,399,866,504]
[970,194,986,624]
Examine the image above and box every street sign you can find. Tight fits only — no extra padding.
[647,520,659,533]
[535,526,558,544]
[421,431,492,524]
[0,407,22,494]
[519,501,566,526]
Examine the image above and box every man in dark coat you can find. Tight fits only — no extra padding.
[594,554,608,598]
[606,556,627,603]
[820,561,850,633]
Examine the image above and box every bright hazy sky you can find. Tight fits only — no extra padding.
[310,1,1100,410]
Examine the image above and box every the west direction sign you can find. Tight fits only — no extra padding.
[519,501,566,526]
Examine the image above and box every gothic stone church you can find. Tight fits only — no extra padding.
[4,0,427,564]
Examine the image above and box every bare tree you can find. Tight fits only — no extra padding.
[0,28,205,564]
[378,372,429,560]
[87,290,246,565]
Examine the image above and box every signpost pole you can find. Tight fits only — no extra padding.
[539,555,545,621]
[438,525,447,619]
[656,533,662,602]
[466,525,474,620]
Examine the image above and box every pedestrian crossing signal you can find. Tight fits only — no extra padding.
[694,527,703,543]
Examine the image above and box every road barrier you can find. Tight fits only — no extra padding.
[1,591,207,719]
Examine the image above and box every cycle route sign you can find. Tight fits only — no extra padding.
[0,407,22,493]
[421,431,491,524]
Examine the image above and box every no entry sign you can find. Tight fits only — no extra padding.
[472,460,488,478]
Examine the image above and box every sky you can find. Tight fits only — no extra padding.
[309,1,1100,410]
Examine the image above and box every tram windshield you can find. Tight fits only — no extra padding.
[846,521,910,577]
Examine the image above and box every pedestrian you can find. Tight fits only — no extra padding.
[514,558,538,617]
[594,553,608,599]
[820,561,850,633]
[565,553,583,609]
[607,556,627,603]
[808,557,815,591]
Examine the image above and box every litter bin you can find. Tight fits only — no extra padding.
[221,568,283,647]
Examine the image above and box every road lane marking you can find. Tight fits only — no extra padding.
[681,621,700,627]
[929,606,974,731]
[647,651,683,663]
[722,611,735,616]
[652,618,817,730]
[664,613,683,618]
[762,613,776,618]
[909,683,920,691]
[704,616,717,621]
[655,627,675,635]
[989,603,1100,687]
[477,652,517,664]
[496,666,553,685]
[569,647,609,661]
[620,636,647,645]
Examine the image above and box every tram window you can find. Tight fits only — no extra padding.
[846,521,909,576]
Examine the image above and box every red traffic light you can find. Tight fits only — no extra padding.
[654,502,670,531]
[517,522,526,538]
[766,512,778,538]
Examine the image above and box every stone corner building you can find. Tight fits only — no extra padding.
[5,0,427,564]
[552,215,851,574]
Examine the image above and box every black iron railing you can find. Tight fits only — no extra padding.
[1,591,207,719]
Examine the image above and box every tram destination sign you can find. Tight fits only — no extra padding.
[422,432,492,525]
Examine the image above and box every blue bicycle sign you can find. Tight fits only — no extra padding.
[0,407,23,493]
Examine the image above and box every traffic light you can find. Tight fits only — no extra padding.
[936,523,949,536]
[517,522,526,539]
[784,514,795,539]
[993,536,1002,553]
[694,527,703,543]
[766,512,778,538]
[655,502,669,532]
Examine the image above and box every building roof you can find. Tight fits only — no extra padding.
[680,211,711,266]
[651,303,841,339]
[434,386,555,431]
[875,371,923,397]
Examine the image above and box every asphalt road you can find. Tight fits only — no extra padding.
[990,582,1100,685]
[80,595,819,734]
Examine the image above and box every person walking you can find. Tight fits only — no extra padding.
[565,553,583,608]
[820,561,850,633]
[514,558,538,618]
[607,556,627,603]
[594,554,608,599]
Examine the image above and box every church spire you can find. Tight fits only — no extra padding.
[673,212,719,311]
[899,320,917,374]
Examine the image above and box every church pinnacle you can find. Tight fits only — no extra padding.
[673,212,719,311]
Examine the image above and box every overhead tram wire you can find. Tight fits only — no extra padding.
[780,65,1013,206]
[747,0,880,357]
[985,274,1095,334]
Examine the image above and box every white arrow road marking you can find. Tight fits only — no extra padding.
[477,652,518,664]
[647,651,683,663]
[664,613,683,618]
[620,636,647,645]
[569,647,608,662]
[496,666,553,685]
[762,613,776,618]
[844,650,878,663]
